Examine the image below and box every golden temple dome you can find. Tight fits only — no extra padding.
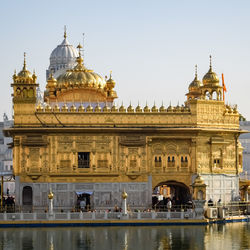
[202,56,219,86]
[189,65,202,91]
[56,43,106,88]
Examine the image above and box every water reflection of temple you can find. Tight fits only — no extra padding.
[5,30,245,211]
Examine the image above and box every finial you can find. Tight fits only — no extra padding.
[110,70,112,79]
[82,33,85,60]
[77,43,83,56]
[209,55,212,70]
[23,52,26,70]
[195,64,197,78]
[64,25,67,39]
[14,69,16,75]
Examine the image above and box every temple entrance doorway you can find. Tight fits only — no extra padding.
[22,186,33,212]
[75,191,92,211]
[152,181,191,210]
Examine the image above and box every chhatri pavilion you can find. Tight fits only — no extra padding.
[5,30,244,211]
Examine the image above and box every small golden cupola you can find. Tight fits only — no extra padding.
[45,73,57,99]
[201,56,223,101]
[202,55,219,86]
[11,53,38,105]
[186,65,202,101]
[106,71,117,98]
[13,53,35,84]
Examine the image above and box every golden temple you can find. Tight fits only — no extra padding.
[4,31,244,211]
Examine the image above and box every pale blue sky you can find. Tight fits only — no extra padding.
[1,0,250,119]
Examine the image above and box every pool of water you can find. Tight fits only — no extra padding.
[0,222,249,250]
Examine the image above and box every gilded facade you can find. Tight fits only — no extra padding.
[5,33,244,211]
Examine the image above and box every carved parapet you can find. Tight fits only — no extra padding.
[35,103,191,114]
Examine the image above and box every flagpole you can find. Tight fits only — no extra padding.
[222,73,226,101]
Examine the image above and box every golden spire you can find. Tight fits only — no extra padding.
[64,25,67,39]
[23,52,27,70]
[76,43,84,67]
[77,43,83,56]
[195,64,198,79]
[209,55,212,71]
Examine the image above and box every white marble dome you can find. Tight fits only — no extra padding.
[50,38,78,66]
[47,35,78,80]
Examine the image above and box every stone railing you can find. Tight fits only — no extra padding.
[0,210,196,221]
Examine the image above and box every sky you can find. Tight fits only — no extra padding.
[1,0,250,119]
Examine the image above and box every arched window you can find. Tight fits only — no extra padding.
[205,91,210,100]
[23,88,27,98]
[168,156,171,162]
[212,91,217,100]
[172,156,175,162]
[159,157,162,162]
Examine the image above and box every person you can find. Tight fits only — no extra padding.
[217,199,222,206]
[114,205,119,212]
[208,198,213,207]
[80,199,86,212]
[167,199,172,211]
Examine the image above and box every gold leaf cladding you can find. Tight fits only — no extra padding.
[97,160,108,168]
[58,142,73,153]
[152,144,163,154]
[76,142,92,152]
[29,148,40,162]
[60,160,71,172]
[76,136,92,142]
[96,136,111,143]
[119,136,146,146]
[128,147,138,154]
[58,136,73,143]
